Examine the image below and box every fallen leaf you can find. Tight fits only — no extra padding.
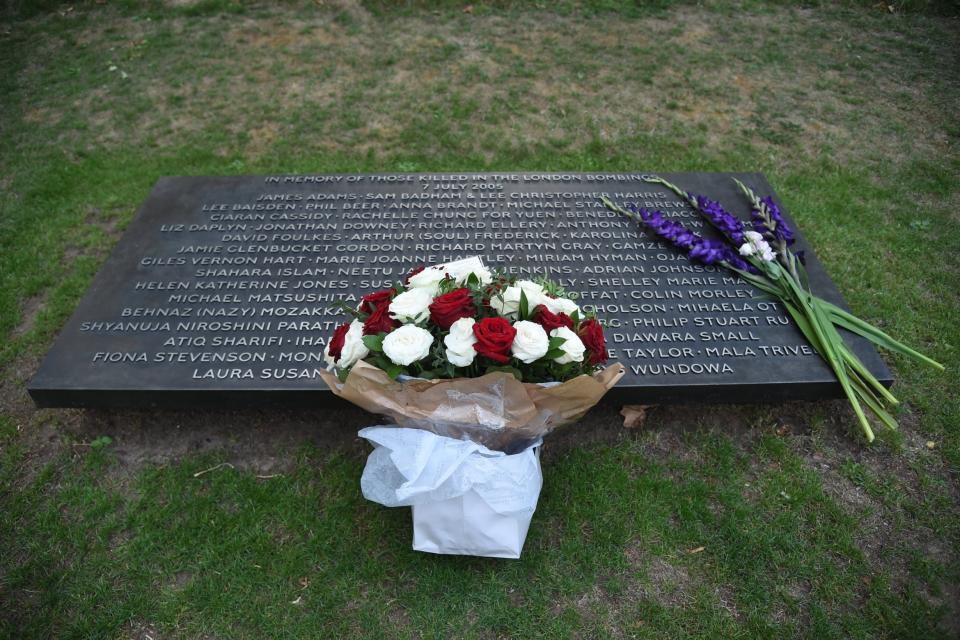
[298,577,310,589]
[290,595,303,605]
[926,441,936,450]
[688,546,705,554]
[620,404,653,429]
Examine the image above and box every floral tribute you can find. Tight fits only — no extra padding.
[322,258,609,384]
[602,177,944,442]
[320,259,623,558]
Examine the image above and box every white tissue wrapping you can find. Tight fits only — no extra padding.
[358,426,543,559]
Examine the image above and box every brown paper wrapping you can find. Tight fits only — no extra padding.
[320,361,625,452]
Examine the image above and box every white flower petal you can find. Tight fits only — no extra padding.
[337,320,370,368]
[511,320,549,364]
[550,326,586,364]
[444,317,478,367]
[388,288,434,324]
[382,325,434,366]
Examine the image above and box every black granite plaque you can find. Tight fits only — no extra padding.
[28,172,891,408]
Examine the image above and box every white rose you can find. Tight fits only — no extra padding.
[489,285,522,318]
[443,257,493,285]
[407,266,449,293]
[515,280,545,307]
[388,287,434,324]
[443,317,477,367]
[455,265,493,286]
[490,281,544,318]
[511,320,549,364]
[541,295,580,316]
[382,324,434,366]
[324,320,369,370]
[550,326,585,364]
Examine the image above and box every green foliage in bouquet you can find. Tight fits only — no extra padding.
[323,263,610,384]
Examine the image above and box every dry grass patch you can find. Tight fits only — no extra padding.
[8,4,953,169]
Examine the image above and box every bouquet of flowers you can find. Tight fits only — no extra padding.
[319,257,623,558]
[602,177,943,442]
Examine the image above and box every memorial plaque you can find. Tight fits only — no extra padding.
[28,172,891,408]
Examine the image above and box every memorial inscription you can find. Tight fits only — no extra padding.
[28,172,891,408]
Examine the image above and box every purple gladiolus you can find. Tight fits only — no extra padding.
[688,238,728,265]
[692,194,747,245]
[751,196,795,245]
[636,207,702,250]
[721,249,757,273]
[629,205,760,274]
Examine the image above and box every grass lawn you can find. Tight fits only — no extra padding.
[1,1,958,637]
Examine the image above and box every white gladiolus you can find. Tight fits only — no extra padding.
[388,287,434,324]
[382,324,434,366]
[407,266,449,293]
[443,317,478,367]
[541,295,580,316]
[739,230,776,262]
[550,326,585,364]
[324,320,369,370]
[511,320,549,364]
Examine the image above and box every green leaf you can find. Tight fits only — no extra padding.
[330,300,362,321]
[519,289,529,320]
[544,348,565,360]
[818,298,944,370]
[548,336,566,350]
[362,334,384,352]
[382,362,404,379]
[484,365,523,381]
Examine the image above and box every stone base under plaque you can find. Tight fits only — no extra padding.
[28,172,891,409]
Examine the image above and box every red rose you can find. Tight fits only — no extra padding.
[327,322,350,362]
[429,288,477,330]
[578,318,608,365]
[404,266,425,285]
[363,304,399,335]
[472,317,517,363]
[533,305,574,333]
[359,288,396,315]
